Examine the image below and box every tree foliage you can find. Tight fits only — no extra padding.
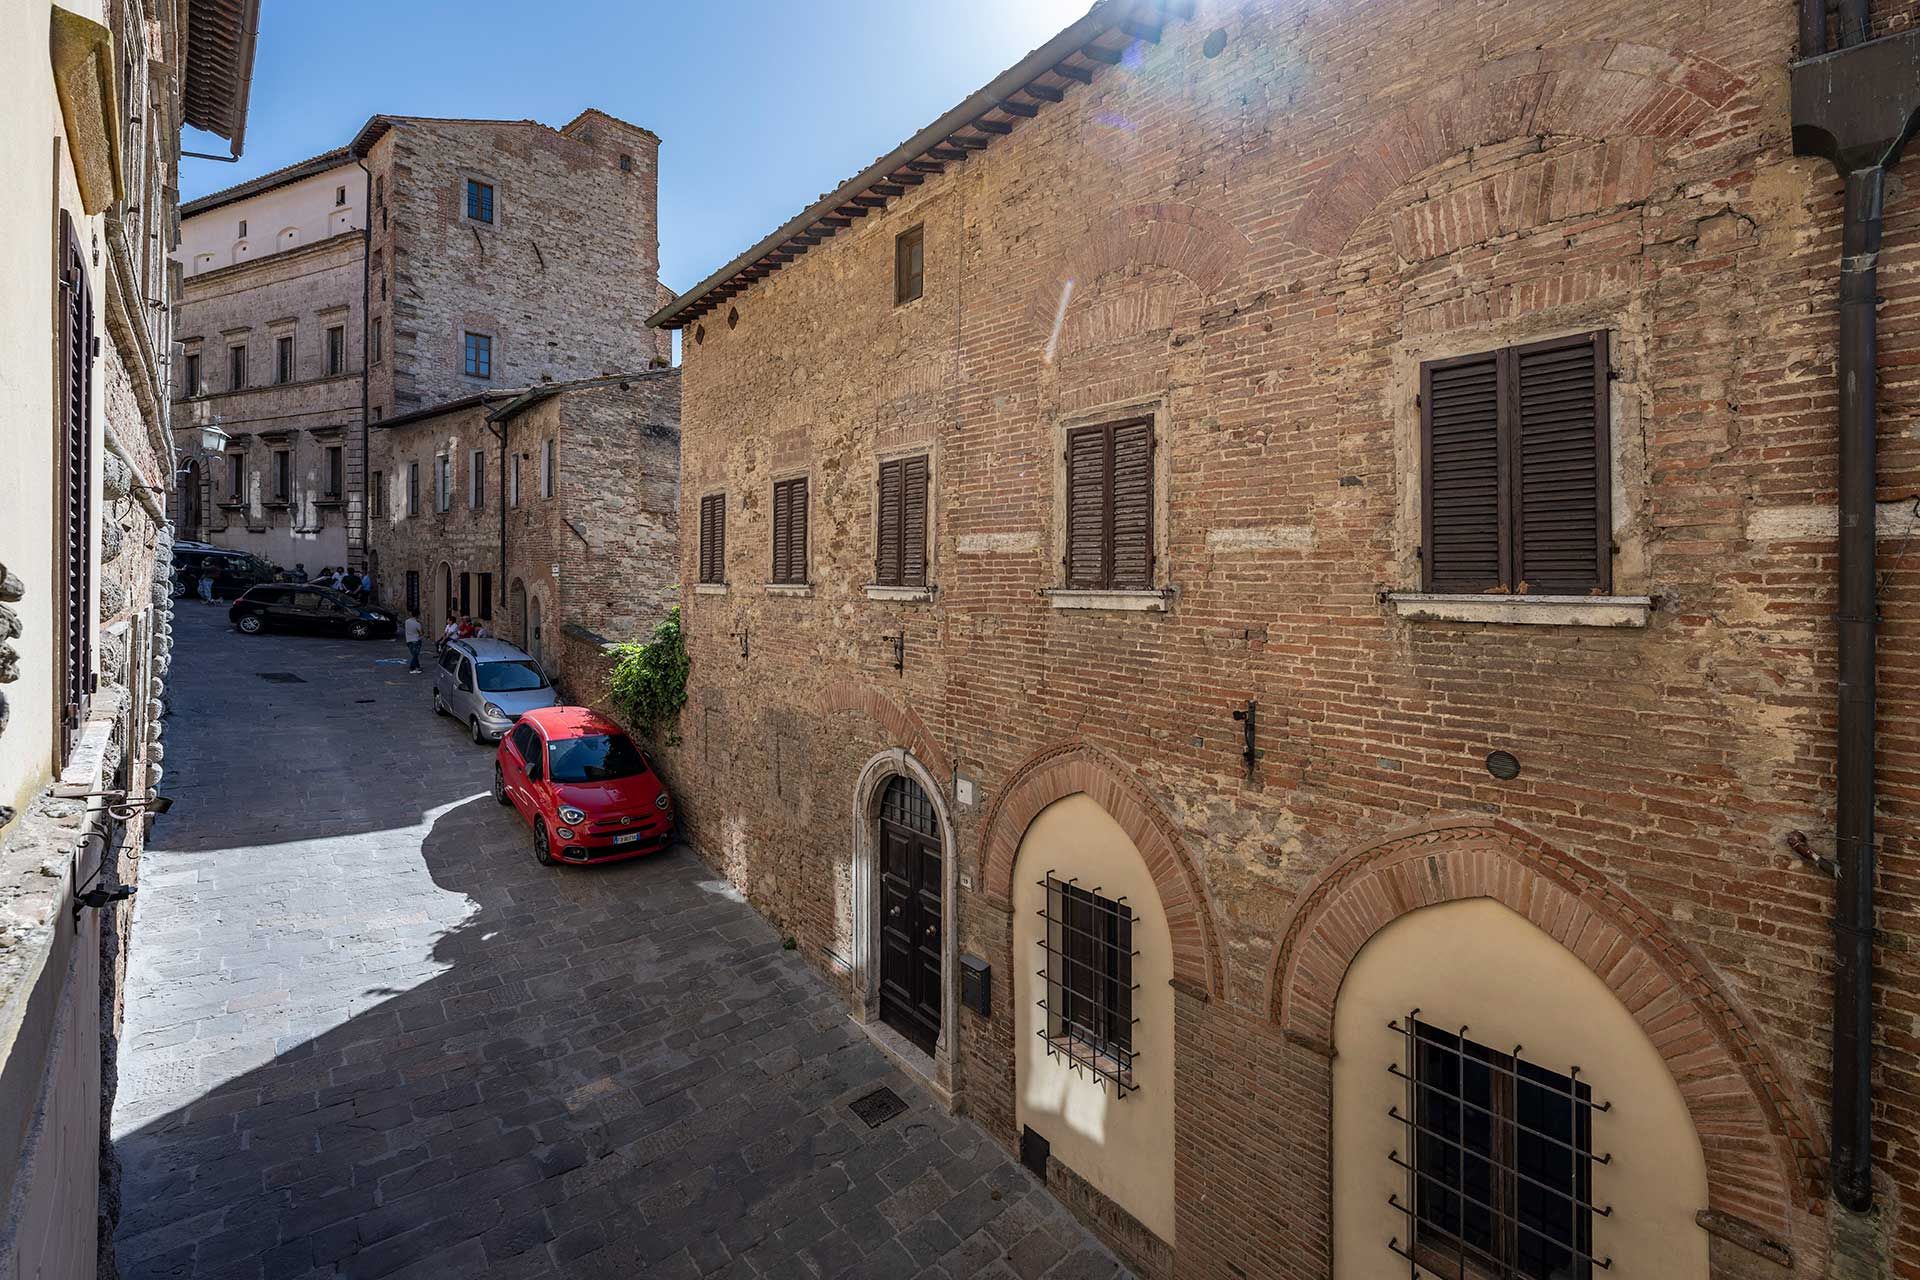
[607,606,689,744]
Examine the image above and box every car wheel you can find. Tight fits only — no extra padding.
[492,763,510,806]
[533,818,555,866]
[432,690,446,716]
[471,718,487,746]
[236,613,263,634]
[349,621,371,640]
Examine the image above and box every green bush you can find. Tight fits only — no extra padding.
[607,606,690,744]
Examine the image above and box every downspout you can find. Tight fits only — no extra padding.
[1790,10,1920,1215]
[355,159,372,576]
[489,414,508,626]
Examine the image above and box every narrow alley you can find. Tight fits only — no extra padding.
[111,606,1126,1280]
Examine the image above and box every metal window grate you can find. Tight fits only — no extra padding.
[879,774,936,837]
[1035,872,1139,1097]
[1386,1013,1613,1278]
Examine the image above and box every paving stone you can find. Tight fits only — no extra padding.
[111,609,1127,1278]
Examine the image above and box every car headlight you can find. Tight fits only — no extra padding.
[483,703,508,719]
[558,806,587,825]
[555,827,575,841]
[654,793,671,811]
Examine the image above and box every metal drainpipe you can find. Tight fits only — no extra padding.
[1830,163,1884,1215]
[355,159,373,579]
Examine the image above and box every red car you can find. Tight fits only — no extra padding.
[493,707,674,866]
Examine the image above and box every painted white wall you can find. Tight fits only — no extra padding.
[176,162,364,276]
[1012,794,1175,1245]
[1332,898,1710,1279]
[1,0,102,816]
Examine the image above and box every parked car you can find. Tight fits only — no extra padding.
[433,638,560,744]
[228,585,397,639]
[493,707,673,866]
[172,545,277,599]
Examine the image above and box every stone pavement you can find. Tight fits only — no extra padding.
[113,604,1128,1280]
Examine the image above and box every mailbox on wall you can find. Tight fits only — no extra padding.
[960,953,990,1018]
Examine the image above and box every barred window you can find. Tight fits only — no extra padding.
[1390,1016,1609,1279]
[1037,873,1137,1095]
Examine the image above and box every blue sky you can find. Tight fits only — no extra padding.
[181,0,1092,295]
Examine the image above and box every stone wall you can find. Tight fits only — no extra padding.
[657,2,1920,1276]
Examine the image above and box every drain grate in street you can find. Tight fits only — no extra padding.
[848,1086,909,1129]
[354,698,375,704]
[255,672,307,683]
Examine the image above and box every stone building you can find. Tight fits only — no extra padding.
[174,108,672,577]
[0,0,257,1274]
[368,370,680,689]
[647,1,1920,1277]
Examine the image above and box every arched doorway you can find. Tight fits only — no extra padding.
[527,594,542,665]
[510,578,528,648]
[875,774,941,1055]
[436,561,453,624]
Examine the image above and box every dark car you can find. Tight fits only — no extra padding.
[228,585,397,639]
[173,545,277,600]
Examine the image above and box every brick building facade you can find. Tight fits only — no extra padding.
[174,109,672,576]
[368,370,680,691]
[646,1,1920,1277]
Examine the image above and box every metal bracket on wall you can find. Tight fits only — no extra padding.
[1231,699,1258,773]
[730,624,749,661]
[890,630,905,674]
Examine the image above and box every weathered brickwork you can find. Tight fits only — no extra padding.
[653,2,1920,1277]
[367,371,680,682]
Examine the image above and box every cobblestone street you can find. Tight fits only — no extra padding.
[112,605,1126,1280]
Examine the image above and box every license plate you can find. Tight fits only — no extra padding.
[612,832,643,846]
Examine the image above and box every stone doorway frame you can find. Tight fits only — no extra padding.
[849,747,957,1106]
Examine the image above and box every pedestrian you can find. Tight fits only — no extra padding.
[359,569,374,603]
[196,570,214,603]
[403,609,424,673]
[439,613,459,655]
[457,615,478,639]
[290,562,308,584]
[471,618,490,639]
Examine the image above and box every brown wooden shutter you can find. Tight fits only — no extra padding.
[1421,351,1505,592]
[1512,332,1609,594]
[772,478,807,584]
[699,493,725,584]
[1109,420,1153,589]
[771,482,790,583]
[1065,426,1109,588]
[902,456,928,588]
[57,212,94,760]
[875,459,904,586]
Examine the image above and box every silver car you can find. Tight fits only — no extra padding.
[433,638,559,743]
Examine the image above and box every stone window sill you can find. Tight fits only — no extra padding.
[764,582,814,598]
[864,584,936,603]
[1383,592,1654,628]
[1043,588,1173,613]
[692,583,728,596]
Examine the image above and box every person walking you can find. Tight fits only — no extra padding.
[359,570,374,603]
[403,610,424,673]
[196,570,214,603]
[290,562,308,584]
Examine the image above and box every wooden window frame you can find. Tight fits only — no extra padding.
[1062,417,1155,591]
[469,448,486,510]
[182,351,200,398]
[873,455,929,588]
[894,224,924,306]
[326,324,345,376]
[274,334,295,385]
[698,493,727,585]
[370,470,385,517]
[771,476,810,586]
[228,342,247,390]
[540,438,555,499]
[324,445,344,499]
[464,331,492,379]
[407,461,420,516]
[1419,332,1611,596]
[225,452,243,502]
[466,179,494,224]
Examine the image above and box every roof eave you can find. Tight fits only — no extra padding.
[648,0,1161,330]
[181,0,262,156]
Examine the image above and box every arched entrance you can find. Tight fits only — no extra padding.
[510,578,528,648]
[849,749,957,1100]
[436,561,453,624]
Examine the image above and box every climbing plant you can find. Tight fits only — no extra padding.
[607,606,690,745]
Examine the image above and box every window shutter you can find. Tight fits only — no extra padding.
[58,212,94,757]
[902,456,928,588]
[1512,332,1609,594]
[1109,420,1153,589]
[875,459,904,586]
[1065,427,1109,588]
[700,493,724,584]
[771,481,791,583]
[1422,352,1505,592]
[787,478,808,583]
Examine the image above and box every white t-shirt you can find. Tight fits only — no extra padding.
[403,617,422,643]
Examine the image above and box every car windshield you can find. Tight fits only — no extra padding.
[546,733,646,783]
[477,660,547,692]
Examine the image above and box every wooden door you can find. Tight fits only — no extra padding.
[877,775,941,1055]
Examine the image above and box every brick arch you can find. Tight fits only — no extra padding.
[821,682,950,783]
[980,740,1222,999]
[1268,818,1823,1222]
[1024,202,1252,332]
[1288,41,1747,257]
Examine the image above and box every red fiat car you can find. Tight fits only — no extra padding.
[493,707,674,866]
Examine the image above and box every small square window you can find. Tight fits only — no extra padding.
[464,332,492,379]
[335,185,346,207]
[466,179,494,224]
[895,225,924,305]
[237,218,247,238]
[619,153,633,172]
